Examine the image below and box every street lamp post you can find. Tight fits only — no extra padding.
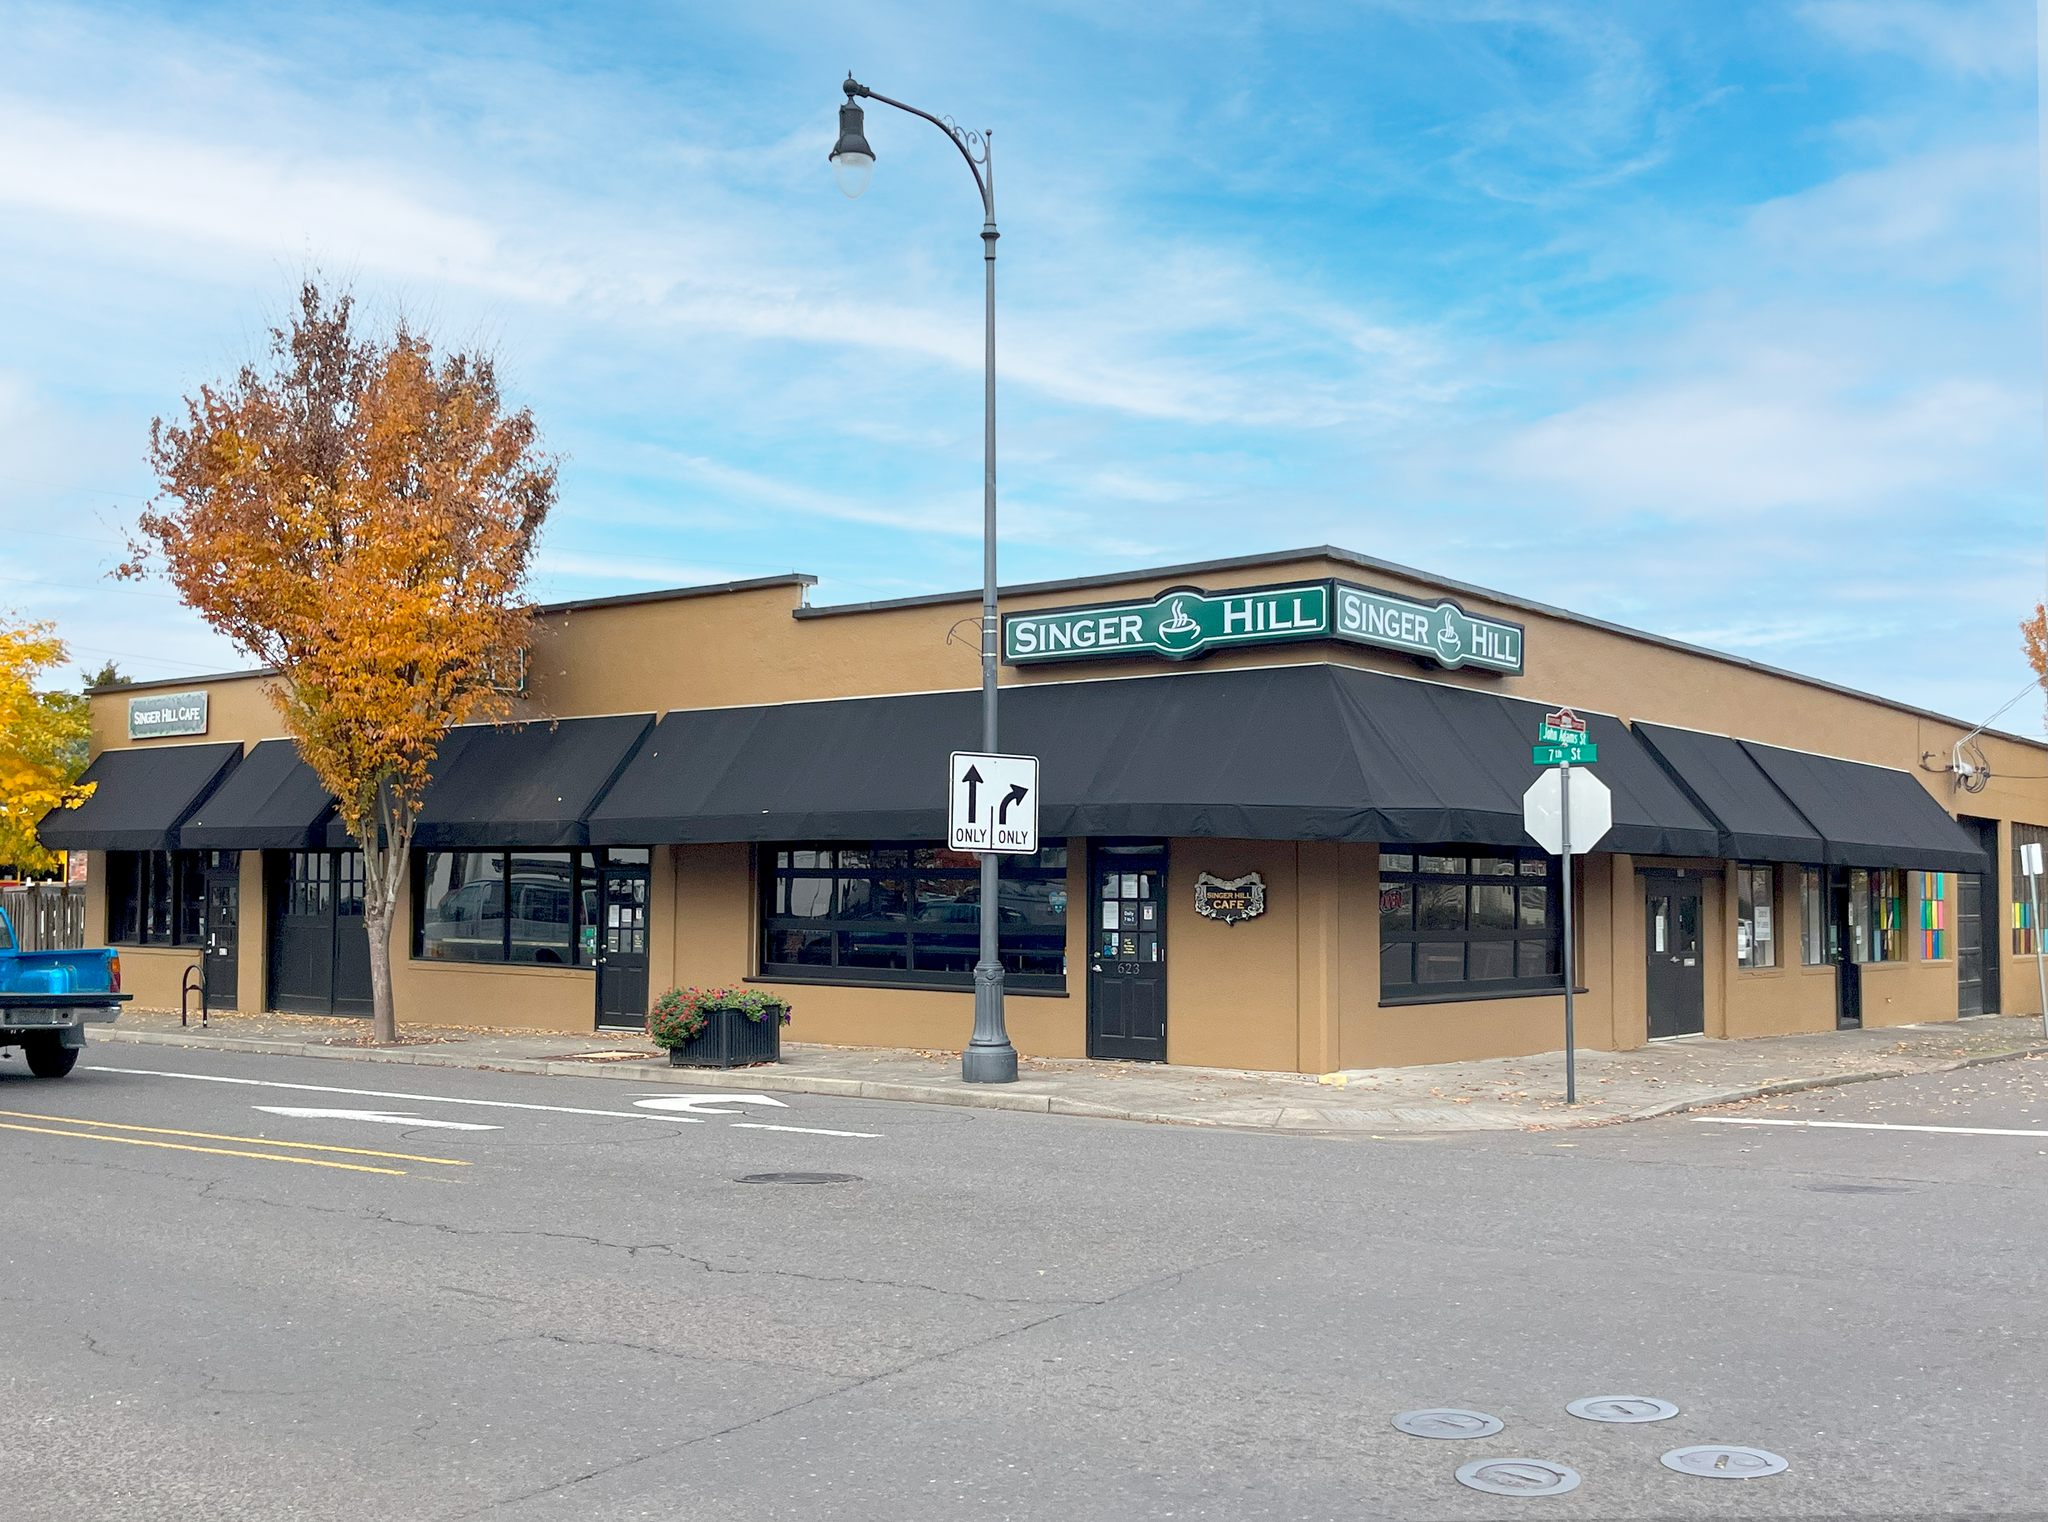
[832,75,1018,1084]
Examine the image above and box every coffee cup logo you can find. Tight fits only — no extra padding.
[1158,598,1200,643]
[1433,607,1464,662]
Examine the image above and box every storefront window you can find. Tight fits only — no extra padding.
[508,852,575,965]
[760,841,1069,991]
[1800,867,1826,965]
[412,849,623,966]
[1736,864,1776,969]
[1379,845,1561,1002]
[412,849,625,966]
[417,852,506,962]
[1919,872,1946,960]
[1847,868,1906,964]
[106,850,217,947]
[2013,824,2048,955]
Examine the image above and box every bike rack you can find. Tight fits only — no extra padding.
[181,963,205,1028]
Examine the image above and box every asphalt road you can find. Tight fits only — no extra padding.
[2,1039,2043,1521]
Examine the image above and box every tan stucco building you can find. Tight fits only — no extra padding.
[46,546,2042,1073]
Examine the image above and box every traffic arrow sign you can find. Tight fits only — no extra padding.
[949,752,1039,854]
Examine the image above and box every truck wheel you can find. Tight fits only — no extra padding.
[24,1039,79,1079]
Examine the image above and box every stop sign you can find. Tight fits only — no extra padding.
[1523,767,1612,856]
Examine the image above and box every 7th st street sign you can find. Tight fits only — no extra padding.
[949,752,1039,854]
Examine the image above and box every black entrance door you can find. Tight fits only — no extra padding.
[1643,871,1704,1039]
[269,850,374,1017]
[1088,841,1167,1062]
[1829,867,1861,1029]
[1957,816,1998,1016]
[595,850,650,1029]
[203,859,239,1013]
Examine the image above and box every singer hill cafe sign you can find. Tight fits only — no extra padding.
[1002,578,1525,676]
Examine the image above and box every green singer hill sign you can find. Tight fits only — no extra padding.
[1002,578,1524,675]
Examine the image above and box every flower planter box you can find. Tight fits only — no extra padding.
[668,1006,782,1068]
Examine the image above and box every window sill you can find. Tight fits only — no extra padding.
[1379,984,1585,1008]
[749,972,1068,998]
[408,958,592,978]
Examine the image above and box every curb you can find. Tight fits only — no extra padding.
[1613,1043,2048,1124]
[90,1029,1206,1129]
[85,1028,2048,1136]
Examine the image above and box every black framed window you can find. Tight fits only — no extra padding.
[760,841,1069,993]
[106,849,227,947]
[1379,845,1562,1004]
[411,848,640,967]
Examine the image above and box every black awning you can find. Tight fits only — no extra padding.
[1737,740,1988,873]
[37,742,244,853]
[587,664,1722,854]
[180,739,344,850]
[412,714,655,849]
[1632,721,1824,863]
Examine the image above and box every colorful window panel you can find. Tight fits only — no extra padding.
[2014,824,2048,955]
[1919,873,1946,960]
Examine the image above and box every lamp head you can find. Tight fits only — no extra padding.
[829,85,875,198]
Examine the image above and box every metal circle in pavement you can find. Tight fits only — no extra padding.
[1567,1395,1680,1423]
[735,1172,861,1184]
[1392,1409,1503,1440]
[1455,1459,1582,1497]
[1661,1445,1789,1479]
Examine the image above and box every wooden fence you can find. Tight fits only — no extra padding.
[2,884,88,951]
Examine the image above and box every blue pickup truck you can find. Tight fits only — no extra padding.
[0,906,127,1078]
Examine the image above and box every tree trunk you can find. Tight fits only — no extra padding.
[364,889,397,1045]
[359,776,412,1046]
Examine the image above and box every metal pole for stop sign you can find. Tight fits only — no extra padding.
[2027,842,2048,1040]
[1561,758,1576,1106]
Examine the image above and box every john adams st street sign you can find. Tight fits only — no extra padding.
[1001,578,1524,675]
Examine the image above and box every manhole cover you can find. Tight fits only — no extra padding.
[1455,1459,1581,1497]
[1392,1409,1503,1439]
[1661,1445,1788,1479]
[736,1172,861,1184]
[1567,1395,1679,1423]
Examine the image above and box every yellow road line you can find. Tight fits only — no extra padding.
[0,1120,406,1174]
[0,1109,470,1166]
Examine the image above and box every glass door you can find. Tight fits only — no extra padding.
[202,860,240,1013]
[1087,841,1167,1062]
[1643,871,1704,1039]
[595,849,650,1029]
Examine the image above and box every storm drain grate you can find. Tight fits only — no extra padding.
[736,1172,862,1184]
[1455,1459,1581,1497]
[1392,1409,1503,1440]
[1661,1445,1788,1478]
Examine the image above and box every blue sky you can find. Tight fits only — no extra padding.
[0,0,2041,729]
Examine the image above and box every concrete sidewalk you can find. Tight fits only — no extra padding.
[74,1004,2048,1134]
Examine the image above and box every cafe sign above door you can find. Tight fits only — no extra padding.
[1002,578,1524,675]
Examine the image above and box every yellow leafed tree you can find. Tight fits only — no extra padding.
[123,283,556,1042]
[2,617,93,873]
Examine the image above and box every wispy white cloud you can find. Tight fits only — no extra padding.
[1798,0,2033,79]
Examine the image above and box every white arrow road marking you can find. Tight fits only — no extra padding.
[730,1122,881,1138]
[86,1068,704,1122]
[1699,1117,2048,1138]
[256,1106,501,1131]
[87,1068,880,1136]
[633,1094,792,1115]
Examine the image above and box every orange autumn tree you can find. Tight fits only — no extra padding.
[2026,602,2048,695]
[125,284,556,1042]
